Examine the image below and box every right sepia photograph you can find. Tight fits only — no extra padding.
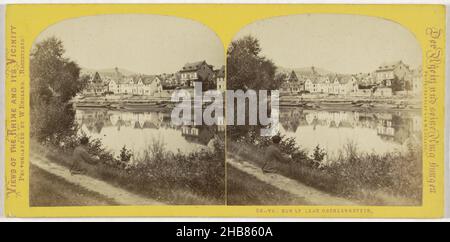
[226,14,423,206]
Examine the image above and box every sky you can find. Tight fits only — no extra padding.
[35,14,225,75]
[234,14,422,74]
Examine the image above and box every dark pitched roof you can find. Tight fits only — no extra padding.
[287,71,299,82]
[180,61,210,72]
[139,75,161,85]
[376,61,409,72]
[91,72,102,83]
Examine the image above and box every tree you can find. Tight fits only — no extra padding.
[391,76,405,92]
[275,72,288,84]
[30,37,85,143]
[227,35,278,91]
[226,36,280,140]
[405,79,413,95]
[30,37,85,104]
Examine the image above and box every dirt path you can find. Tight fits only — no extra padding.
[30,153,164,206]
[30,165,118,207]
[227,157,357,206]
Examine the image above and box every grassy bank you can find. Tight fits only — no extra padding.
[31,136,225,205]
[227,166,308,205]
[228,137,422,206]
[30,165,118,207]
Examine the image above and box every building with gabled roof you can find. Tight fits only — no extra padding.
[105,68,162,96]
[375,60,410,88]
[286,70,299,83]
[278,61,417,97]
[303,73,357,95]
[84,72,108,95]
[129,75,163,95]
[179,60,215,89]
[280,71,305,95]
[160,73,181,89]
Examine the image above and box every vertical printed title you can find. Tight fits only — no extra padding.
[423,26,444,196]
[5,24,26,203]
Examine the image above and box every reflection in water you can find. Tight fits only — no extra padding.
[75,108,224,155]
[280,108,422,158]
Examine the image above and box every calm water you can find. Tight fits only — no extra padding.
[279,108,422,158]
[75,108,223,156]
[75,107,422,159]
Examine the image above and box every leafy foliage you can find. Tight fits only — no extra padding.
[391,76,405,92]
[131,141,225,201]
[30,37,86,104]
[227,35,279,91]
[312,145,326,162]
[226,36,281,140]
[30,37,87,144]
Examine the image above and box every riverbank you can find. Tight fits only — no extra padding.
[30,138,225,205]
[227,138,422,206]
[71,95,175,111]
[280,95,422,111]
[71,93,422,112]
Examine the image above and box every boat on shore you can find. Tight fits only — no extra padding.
[73,102,112,108]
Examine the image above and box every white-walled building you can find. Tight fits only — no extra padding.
[83,62,222,97]
[179,60,215,87]
[375,60,410,87]
[137,76,163,95]
[106,74,162,96]
[304,75,358,95]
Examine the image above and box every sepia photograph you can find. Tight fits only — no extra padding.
[2,2,447,222]
[226,14,423,206]
[29,14,226,206]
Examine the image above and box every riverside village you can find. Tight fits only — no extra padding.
[75,61,225,108]
[75,60,421,110]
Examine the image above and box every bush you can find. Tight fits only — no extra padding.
[312,145,326,162]
[130,140,225,200]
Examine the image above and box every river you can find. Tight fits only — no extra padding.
[74,108,224,156]
[75,107,422,160]
[279,108,422,158]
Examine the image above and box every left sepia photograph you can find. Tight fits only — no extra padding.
[29,14,226,206]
